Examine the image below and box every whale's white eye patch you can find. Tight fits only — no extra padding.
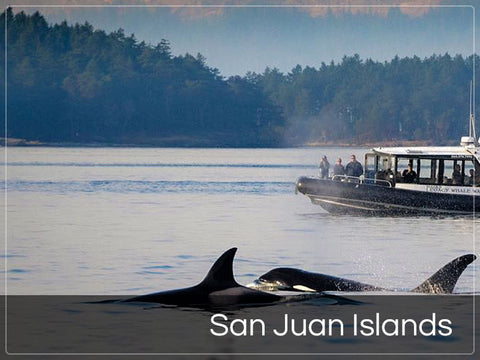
[293,285,316,292]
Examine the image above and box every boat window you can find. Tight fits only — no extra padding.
[442,160,463,185]
[364,153,376,179]
[418,159,435,184]
[418,158,475,186]
[375,155,393,181]
[401,157,475,186]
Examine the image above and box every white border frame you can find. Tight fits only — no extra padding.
[3,3,477,356]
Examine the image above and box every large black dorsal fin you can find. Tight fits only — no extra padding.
[411,254,477,294]
[198,248,239,288]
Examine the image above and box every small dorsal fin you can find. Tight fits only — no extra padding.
[199,248,239,287]
[411,254,477,294]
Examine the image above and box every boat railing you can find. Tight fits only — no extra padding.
[331,175,361,183]
[363,178,393,187]
[331,175,392,188]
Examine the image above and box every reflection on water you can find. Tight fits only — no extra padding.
[1,147,478,295]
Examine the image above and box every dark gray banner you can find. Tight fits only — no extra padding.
[2,295,477,355]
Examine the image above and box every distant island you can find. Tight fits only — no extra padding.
[1,10,478,147]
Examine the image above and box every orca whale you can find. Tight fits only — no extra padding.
[250,254,477,294]
[124,247,310,308]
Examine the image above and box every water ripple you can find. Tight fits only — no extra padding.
[7,268,29,273]
[4,162,315,169]
[5,180,295,194]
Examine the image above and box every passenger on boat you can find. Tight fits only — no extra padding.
[333,158,345,176]
[402,164,417,183]
[319,155,330,179]
[345,155,363,177]
[452,164,462,185]
[468,169,475,185]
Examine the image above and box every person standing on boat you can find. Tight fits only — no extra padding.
[319,155,330,179]
[333,158,345,176]
[345,155,363,177]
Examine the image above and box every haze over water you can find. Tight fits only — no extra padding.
[1,147,478,295]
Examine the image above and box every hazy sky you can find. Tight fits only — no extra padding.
[7,0,477,76]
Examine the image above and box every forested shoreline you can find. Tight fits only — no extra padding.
[1,10,478,147]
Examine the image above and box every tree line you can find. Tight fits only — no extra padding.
[0,10,478,147]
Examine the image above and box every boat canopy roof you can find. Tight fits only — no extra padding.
[372,146,478,159]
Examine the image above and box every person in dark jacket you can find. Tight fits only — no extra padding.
[402,164,417,183]
[333,158,345,176]
[345,155,363,177]
[319,155,330,179]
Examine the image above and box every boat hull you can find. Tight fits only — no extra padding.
[295,176,479,216]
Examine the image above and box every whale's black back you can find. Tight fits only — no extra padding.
[126,248,281,307]
[260,268,382,292]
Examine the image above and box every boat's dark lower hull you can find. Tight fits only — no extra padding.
[295,176,480,216]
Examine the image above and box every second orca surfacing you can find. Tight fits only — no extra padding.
[249,254,477,294]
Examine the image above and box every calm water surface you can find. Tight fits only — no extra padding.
[1,147,478,294]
